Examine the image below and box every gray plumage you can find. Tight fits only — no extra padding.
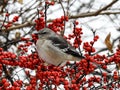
[36,28,83,66]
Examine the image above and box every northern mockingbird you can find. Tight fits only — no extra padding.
[36,28,83,66]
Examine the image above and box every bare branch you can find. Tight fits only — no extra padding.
[2,22,35,31]
[95,0,118,15]
[1,0,119,32]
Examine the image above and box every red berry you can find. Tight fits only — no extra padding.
[2,78,7,83]
[5,13,9,17]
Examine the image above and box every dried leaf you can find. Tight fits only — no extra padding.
[104,32,113,53]
[15,32,21,39]
[116,63,120,70]
[18,0,23,4]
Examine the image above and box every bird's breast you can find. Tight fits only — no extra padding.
[36,40,65,66]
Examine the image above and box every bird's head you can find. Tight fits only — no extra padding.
[36,28,55,39]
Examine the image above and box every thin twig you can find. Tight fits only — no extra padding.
[1,0,119,31]
[2,64,13,85]
[44,2,48,27]
[59,0,66,36]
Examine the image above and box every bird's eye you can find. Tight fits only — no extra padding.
[39,31,47,34]
[41,31,47,34]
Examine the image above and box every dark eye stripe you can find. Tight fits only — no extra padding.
[38,31,47,34]
[41,32,47,34]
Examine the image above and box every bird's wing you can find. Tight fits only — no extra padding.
[48,35,82,58]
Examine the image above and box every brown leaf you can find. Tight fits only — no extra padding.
[18,0,23,4]
[104,32,113,53]
[15,32,21,39]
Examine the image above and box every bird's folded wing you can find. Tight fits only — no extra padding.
[48,35,82,58]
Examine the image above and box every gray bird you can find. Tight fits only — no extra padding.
[36,28,83,66]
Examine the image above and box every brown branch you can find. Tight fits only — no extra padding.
[2,10,120,32]
[1,0,118,32]
[2,11,120,31]
[69,11,120,19]
[95,0,118,15]
[70,0,118,18]
[2,22,35,31]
